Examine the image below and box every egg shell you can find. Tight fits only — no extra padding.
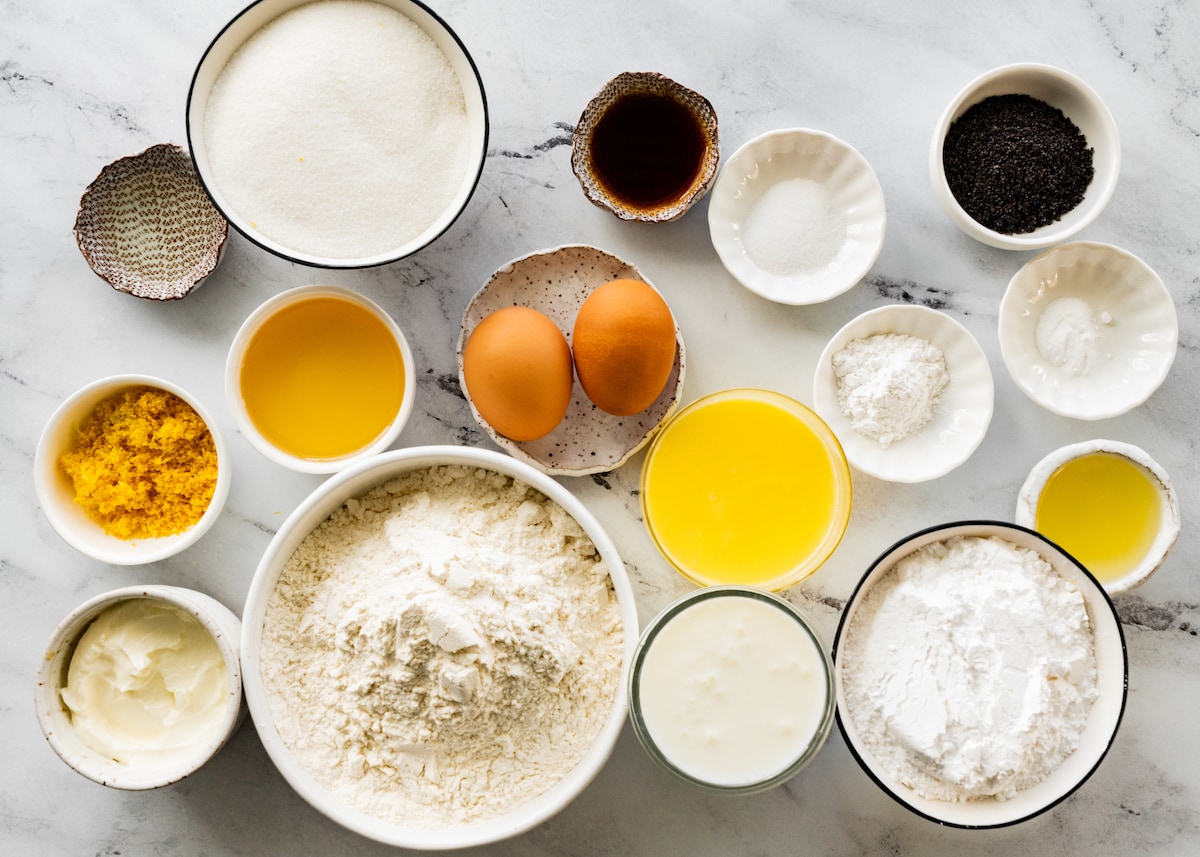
[572,279,678,416]
[461,307,574,442]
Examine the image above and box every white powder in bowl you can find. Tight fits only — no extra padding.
[741,178,846,276]
[259,465,624,828]
[203,0,472,260]
[841,535,1098,802]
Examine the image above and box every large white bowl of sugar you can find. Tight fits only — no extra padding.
[187,0,488,268]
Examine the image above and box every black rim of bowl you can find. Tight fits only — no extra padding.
[184,0,490,270]
[830,519,1129,829]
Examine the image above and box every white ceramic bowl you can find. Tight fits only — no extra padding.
[833,521,1127,828]
[1016,439,1180,594]
[708,128,886,304]
[186,0,488,268]
[998,242,1177,419]
[34,375,231,565]
[813,305,994,483]
[241,446,638,849]
[458,244,685,476]
[226,284,416,474]
[930,63,1119,250]
[35,585,244,790]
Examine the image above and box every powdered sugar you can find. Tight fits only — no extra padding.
[841,535,1098,802]
[260,465,623,828]
[203,0,471,259]
[832,333,949,448]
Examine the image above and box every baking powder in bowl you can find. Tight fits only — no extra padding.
[841,535,1098,801]
[203,0,471,259]
[259,465,623,828]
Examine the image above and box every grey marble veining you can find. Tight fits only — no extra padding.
[3,0,1199,854]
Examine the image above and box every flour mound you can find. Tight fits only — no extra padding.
[261,465,623,828]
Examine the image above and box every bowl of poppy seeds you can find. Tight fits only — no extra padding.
[930,63,1119,250]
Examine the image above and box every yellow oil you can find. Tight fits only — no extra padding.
[1035,452,1162,582]
[641,392,850,589]
[239,295,405,460]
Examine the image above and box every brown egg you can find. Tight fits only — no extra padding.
[572,279,677,416]
[462,307,574,441]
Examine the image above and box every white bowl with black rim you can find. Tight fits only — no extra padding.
[832,521,1127,828]
[186,0,488,268]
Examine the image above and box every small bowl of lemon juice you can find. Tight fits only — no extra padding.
[1017,439,1179,594]
[639,388,852,591]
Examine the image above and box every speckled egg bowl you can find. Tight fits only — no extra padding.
[1016,439,1180,595]
[186,0,488,268]
[708,128,886,305]
[73,143,228,300]
[812,304,994,483]
[571,71,719,222]
[930,63,1120,250]
[35,584,244,790]
[241,445,639,849]
[998,242,1177,420]
[33,374,231,566]
[833,521,1127,828]
[457,244,685,476]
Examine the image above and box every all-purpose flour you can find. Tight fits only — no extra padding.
[260,465,623,828]
[841,535,1097,801]
[204,0,471,259]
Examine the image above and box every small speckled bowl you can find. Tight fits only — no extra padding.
[458,245,685,476]
[930,63,1119,250]
[35,584,244,790]
[998,242,1177,420]
[1016,439,1180,594]
[708,128,886,305]
[813,305,994,483]
[73,144,229,300]
[34,374,231,565]
[571,72,719,222]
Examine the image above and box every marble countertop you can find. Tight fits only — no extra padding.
[3,0,1198,854]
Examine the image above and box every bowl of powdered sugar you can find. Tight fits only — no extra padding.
[242,446,636,848]
[833,521,1127,827]
[187,0,488,268]
[813,304,994,483]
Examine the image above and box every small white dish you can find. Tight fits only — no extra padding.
[930,63,1119,250]
[813,305,994,483]
[708,128,886,305]
[225,284,416,474]
[1016,439,1180,594]
[833,521,1127,828]
[34,375,231,565]
[998,242,1177,419]
[458,244,685,476]
[35,585,244,790]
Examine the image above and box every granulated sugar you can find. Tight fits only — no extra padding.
[742,178,846,276]
[203,0,471,259]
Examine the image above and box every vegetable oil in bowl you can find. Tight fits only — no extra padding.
[231,286,412,470]
[640,389,852,590]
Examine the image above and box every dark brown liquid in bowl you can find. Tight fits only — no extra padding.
[589,92,708,210]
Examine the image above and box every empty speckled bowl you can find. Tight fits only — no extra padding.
[73,144,228,300]
[571,72,719,223]
[457,245,685,476]
[998,242,1177,420]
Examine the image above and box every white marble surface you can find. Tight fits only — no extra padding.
[3,0,1199,854]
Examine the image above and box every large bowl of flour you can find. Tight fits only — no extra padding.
[833,521,1127,828]
[187,0,488,268]
[242,446,637,848]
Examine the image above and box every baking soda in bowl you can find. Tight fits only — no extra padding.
[202,0,472,260]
